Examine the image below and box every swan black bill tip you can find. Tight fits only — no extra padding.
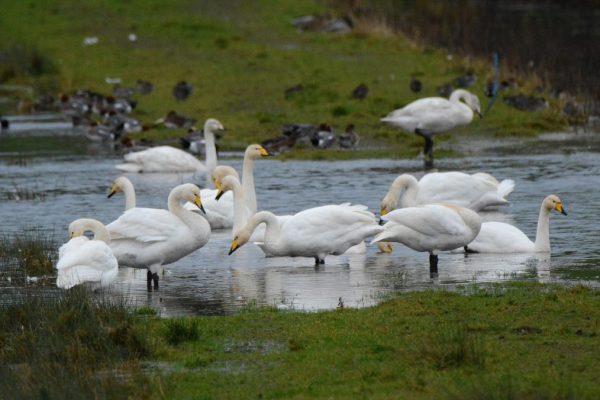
[561,209,567,216]
[107,191,116,198]
[200,204,206,214]
[476,110,483,118]
[215,190,224,201]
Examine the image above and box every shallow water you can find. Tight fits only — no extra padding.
[1,130,599,316]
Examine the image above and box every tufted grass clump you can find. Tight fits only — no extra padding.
[163,317,200,346]
[0,287,154,399]
[0,230,57,277]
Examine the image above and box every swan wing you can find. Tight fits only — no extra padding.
[107,208,184,242]
[417,172,508,210]
[280,204,381,254]
[383,205,471,237]
[121,146,206,172]
[184,189,234,229]
[56,239,118,289]
[468,221,534,253]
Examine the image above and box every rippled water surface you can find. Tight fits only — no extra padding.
[1,130,599,316]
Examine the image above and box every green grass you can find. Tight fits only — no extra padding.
[0,287,155,400]
[0,0,569,160]
[138,282,600,399]
[0,230,57,277]
[2,282,600,398]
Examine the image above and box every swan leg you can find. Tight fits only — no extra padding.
[314,256,325,265]
[415,129,434,169]
[429,253,438,277]
[464,246,478,254]
[146,270,152,292]
[152,273,159,290]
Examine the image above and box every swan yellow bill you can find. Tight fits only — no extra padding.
[555,202,567,215]
[194,194,206,214]
[259,147,270,156]
[107,184,117,198]
[228,239,239,255]
[214,178,222,190]
[380,206,389,216]
[215,189,225,201]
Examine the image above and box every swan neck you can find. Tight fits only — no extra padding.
[242,154,257,214]
[204,129,217,173]
[122,180,136,210]
[167,187,187,221]
[87,220,111,244]
[249,211,280,240]
[229,178,249,235]
[393,175,419,208]
[534,204,551,252]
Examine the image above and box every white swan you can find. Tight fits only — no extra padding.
[381,89,481,167]
[56,218,118,290]
[463,194,567,253]
[115,118,224,174]
[228,204,383,264]
[372,204,481,269]
[183,165,237,229]
[107,183,210,291]
[108,176,136,210]
[380,172,514,214]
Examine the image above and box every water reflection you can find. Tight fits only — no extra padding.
[1,133,600,315]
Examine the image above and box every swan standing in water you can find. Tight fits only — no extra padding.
[462,194,567,253]
[380,172,514,214]
[56,218,118,290]
[107,183,210,291]
[381,89,481,168]
[115,118,225,178]
[228,204,383,265]
[372,204,481,270]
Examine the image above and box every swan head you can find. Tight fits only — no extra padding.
[215,174,238,200]
[544,194,567,215]
[245,144,270,160]
[377,242,393,254]
[180,183,205,214]
[453,89,482,117]
[381,174,414,214]
[107,176,132,198]
[204,118,225,134]
[228,229,251,255]
[212,166,239,189]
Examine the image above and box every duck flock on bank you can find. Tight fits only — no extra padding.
[56,91,568,293]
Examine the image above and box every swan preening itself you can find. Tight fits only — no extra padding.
[372,204,482,270]
[107,183,210,291]
[463,194,567,253]
[228,204,383,265]
[381,89,481,168]
[115,118,225,174]
[56,218,118,290]
[380,172,514,214]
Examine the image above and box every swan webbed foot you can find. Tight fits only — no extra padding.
[429,254,438,277]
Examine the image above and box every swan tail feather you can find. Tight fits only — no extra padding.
[497,179,515,199]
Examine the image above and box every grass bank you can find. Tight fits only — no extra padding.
[4,282,599,399]
[0,0,570,160]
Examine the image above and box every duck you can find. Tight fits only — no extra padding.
[56,218,118,290]
[115,118,224,174]
[338,124,360,149]
[107,183,210,291]
[155,110,196,129]
[381,89,481,168]
[462,194,567,253]
[172,81,193,102]
[380,172,515,214]
[228,204,383,265]
[372,204,482,270]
